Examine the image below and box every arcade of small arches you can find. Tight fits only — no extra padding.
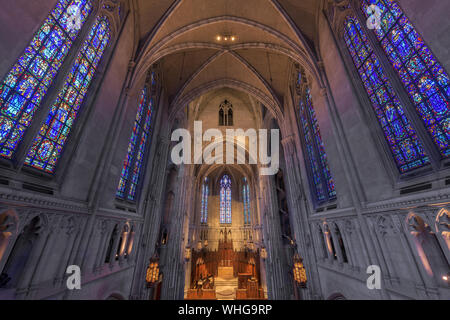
[0,0,449,300]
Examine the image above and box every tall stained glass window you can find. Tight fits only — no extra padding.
[343,16,430,172]
[220,175,232,224]
[116,72,157,201]
[200,177,209,224]
[243,177,251,225]
[361,0,450,157]
[0,0,93,159]
[298,85,336,204]
[25,16,111,173]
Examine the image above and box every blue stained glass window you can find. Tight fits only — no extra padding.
[0,0,93,159]
[298,85,336,203]
[220,175,232,224]
[243,177,251,225]
[201,177,209,224]
[116,74,156,201]
[343,16,430,173]
[361,0,450,157]
[25,16,111,173]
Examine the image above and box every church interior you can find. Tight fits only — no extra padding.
[0,0,449,300]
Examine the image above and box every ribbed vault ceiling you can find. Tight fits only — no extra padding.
[132,0,320,118]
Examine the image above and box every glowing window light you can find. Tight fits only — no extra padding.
[220,175,232,224]
[25,16,111,173]
[361,0,450,157]
[0,0,93,159]
[343,16,430,173]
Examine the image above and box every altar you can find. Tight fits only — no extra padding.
[218,266,234,279]
[186,229,265,300]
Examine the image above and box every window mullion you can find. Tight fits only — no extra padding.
[14,9,99,171]
[353,5,442,170]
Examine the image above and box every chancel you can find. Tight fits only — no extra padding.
[0,0,449,301]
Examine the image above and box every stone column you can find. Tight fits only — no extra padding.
[160,165,193,300]
[281,136,322,299]
[129,136,171,300]
[259,174,292,299]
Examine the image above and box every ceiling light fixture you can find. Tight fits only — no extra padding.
[215,34,237,42]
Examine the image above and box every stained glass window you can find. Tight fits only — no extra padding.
[220,175,232,224]
[0,0,93,159]
[243,178,251,225]
[116,73,156,201]
[361,0,450,157]
[200,177,209,224]
[298,85,336,203]
[24,16,111,173]
[343,16,430,172]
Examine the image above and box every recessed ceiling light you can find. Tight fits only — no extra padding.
[216,34,236,42]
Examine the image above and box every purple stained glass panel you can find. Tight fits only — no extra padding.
[116,73,156,201]
[299,85,336,203]
[25,16,110,173]
[220,175,232,224]
[361,0,450,157]
[344,16,430,173]
[0,0,92,159]
[201,177,209,224]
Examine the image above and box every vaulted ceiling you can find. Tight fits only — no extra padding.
[130,0,322,118]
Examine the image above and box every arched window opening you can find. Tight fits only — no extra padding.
[407,214,449,283]
[243,177,251,225]
[228,108,233,126]
[219,100,233,126]
[343,16,429,173]
[106,293,125,300]
[0,0,93,159]
[0,216,41,288]
[25,15,112,173]
[117,71,158,201]
[200,177,209,224]
[334,224,348,263]
[219,108,224,126]
[296,73,336,205]
[361,0,450,157]
[105,225,118,264]
[327,293,347,300]
[220,175,232,224]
